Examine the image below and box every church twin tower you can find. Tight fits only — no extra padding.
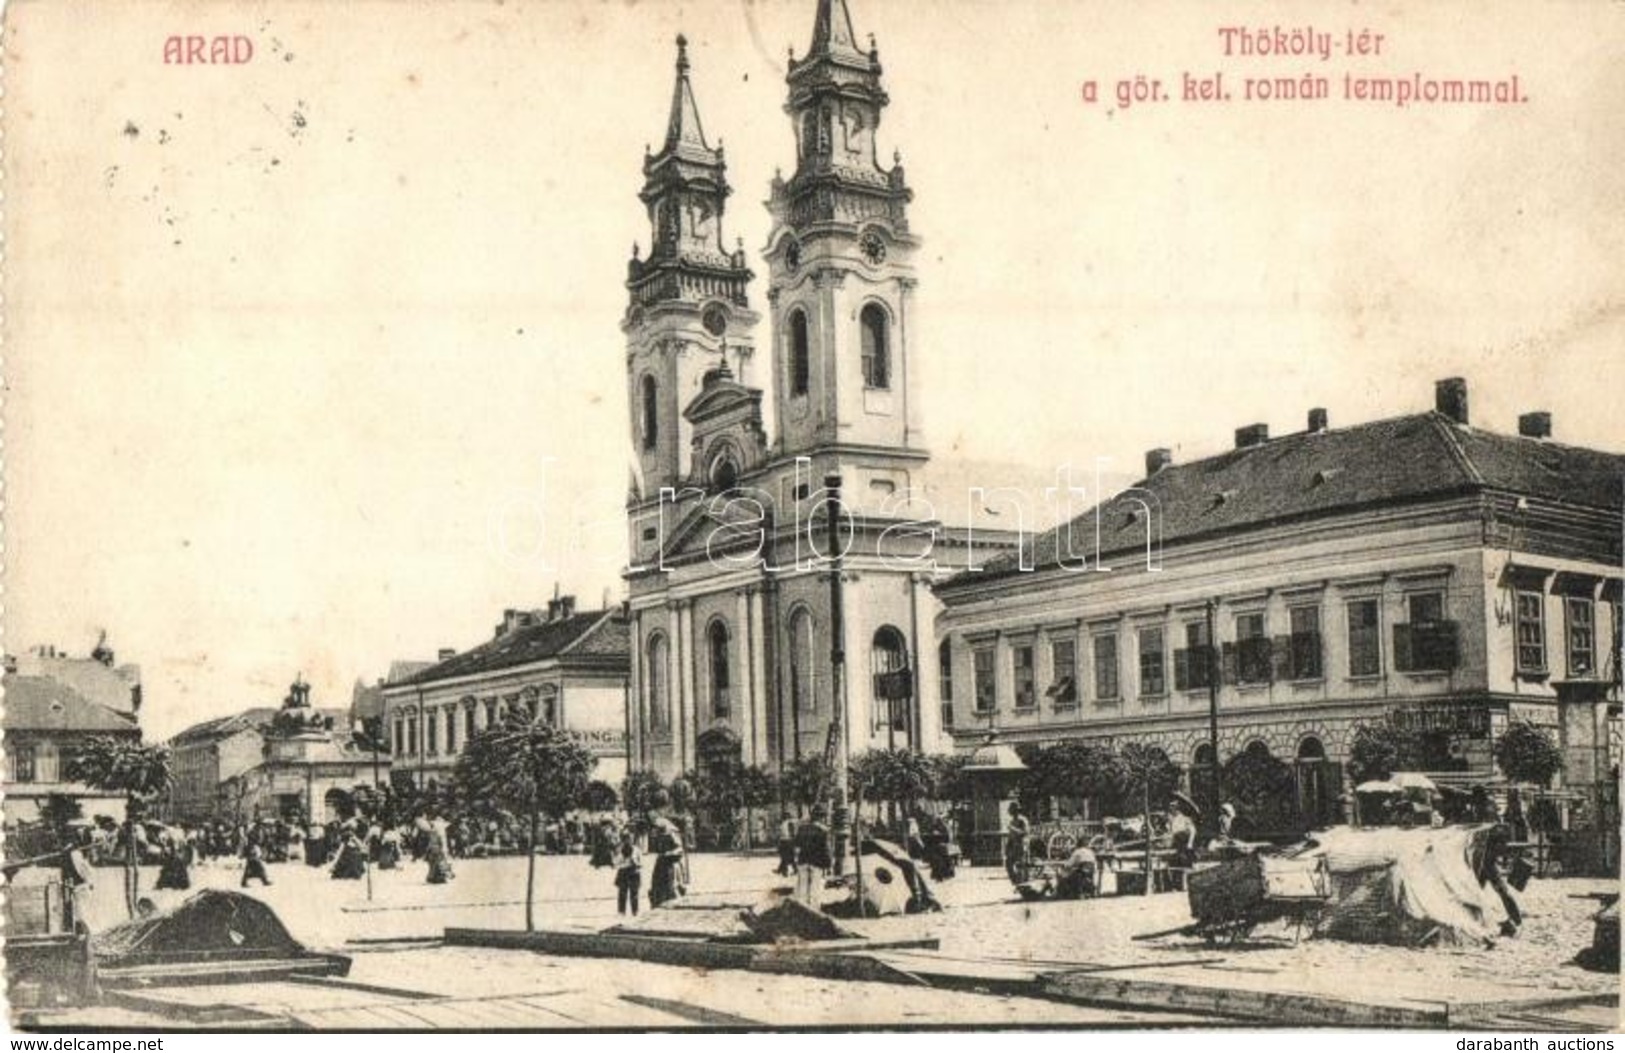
[624,0,921,516]
[623,0,959,779]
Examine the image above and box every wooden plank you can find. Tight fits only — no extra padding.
[1042,970,1445,1029]
[618,994,763,1026]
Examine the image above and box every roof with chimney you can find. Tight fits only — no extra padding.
[3,675,142,735]
[169,706,349,746]
[950,398,1624,588]
[392,604,629,687]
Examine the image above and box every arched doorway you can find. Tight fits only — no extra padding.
[1295,736,1341,828]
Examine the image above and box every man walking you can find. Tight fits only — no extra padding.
[775,811,797,877]
[794,807,833,905]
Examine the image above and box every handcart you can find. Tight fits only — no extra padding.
[1180,850,1333,945]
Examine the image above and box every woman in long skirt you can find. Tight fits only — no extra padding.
[155,838,193,890]
[424,817,455,884]
[331,833,368,880]
[648,821,684,908]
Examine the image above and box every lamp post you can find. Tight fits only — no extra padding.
[825,473,851,876]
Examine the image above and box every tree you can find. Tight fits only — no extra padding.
[851,748,937,830]
[929,753,973,806]
[781,754,835,812]
[67,739,172,917]
[582,780,620,814]
[1348,721,1419,784]
[1222,742,1298,834]
[1114,743,1180,896]
[621,770,669,817]
[40,793,84,844]
[1494,720,1564,788]
[1019,741,1123,818]
[452,715,595,931]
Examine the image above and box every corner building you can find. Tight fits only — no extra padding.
[623,1,1013,779]
[935,380,1622,840]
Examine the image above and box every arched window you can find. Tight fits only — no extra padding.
[1295,736,1337,828]
[790,609,817,716]
[708,620,732,718]
[789,309,810,397]
[646,634,670,735]
[938,638,955,730]
[641,375,659,451]
[1190,742,1218,812]
[860,303,890,390]
[871,626,909,733]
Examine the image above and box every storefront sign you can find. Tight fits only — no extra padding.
[1389,703,1490,737]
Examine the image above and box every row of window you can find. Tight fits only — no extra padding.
[949,591,1461,716]
[390,688,558,758]
[1513,590,1612,679]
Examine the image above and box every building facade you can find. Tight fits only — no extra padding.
[379,597,631,788]
[934,380,1623,836]
[2,673,143,824]
[622,0,1014,781]
[166,704,354,822]
[213,680,389,824]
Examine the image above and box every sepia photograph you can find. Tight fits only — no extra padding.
[2,0,1621,1034]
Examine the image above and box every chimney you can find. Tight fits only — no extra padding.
[1234,423,1269,449]
[547,595,576,621]
[1307,407,1329,433]
[1144,448,1173,476]
[438,647,456,662]
[1518,411,1551,440]
[1435,377,1469,425]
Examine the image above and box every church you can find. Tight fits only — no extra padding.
[621,0,1017,780]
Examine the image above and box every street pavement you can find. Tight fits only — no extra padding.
[41,850,1620,1029]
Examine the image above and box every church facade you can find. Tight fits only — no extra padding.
[621,0,1014,780]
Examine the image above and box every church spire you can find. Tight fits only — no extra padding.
[663,34,710,153]
[806,0,865,63]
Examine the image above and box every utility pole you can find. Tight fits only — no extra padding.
[1205,598,1222,825]
[825,473,851,876]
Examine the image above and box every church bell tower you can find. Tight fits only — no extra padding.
[625,36,759,507]
[765,0,922,463]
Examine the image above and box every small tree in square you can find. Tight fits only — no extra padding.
[1493,720,1564,788]
[453,715,595,931]
[67,739,171,917]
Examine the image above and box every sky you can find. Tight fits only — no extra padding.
[5,0,1622,741]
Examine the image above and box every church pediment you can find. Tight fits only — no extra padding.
[683,376,762,425]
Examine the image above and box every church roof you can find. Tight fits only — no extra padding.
[394,610,629,687]
[953,410,1625,587]
[2,675,142,735]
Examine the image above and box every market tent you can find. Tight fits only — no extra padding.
[1306,825,1509,946]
